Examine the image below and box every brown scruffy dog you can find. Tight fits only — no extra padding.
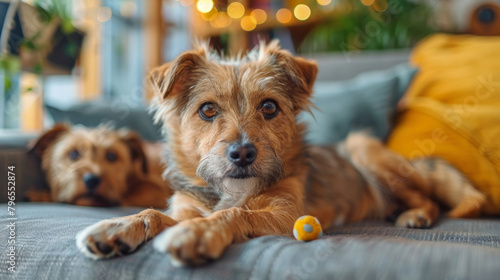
[76,41,486,265]
[29,124,172,208]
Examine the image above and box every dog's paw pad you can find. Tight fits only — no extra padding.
[76,218,148,259]
[116,239,132,254]
[395,210,432,229]
[95,241,114,255]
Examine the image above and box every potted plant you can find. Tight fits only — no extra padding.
[0,0,84,75]
[0,0,84,128]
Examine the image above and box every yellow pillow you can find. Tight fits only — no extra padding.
[387,34,500,215]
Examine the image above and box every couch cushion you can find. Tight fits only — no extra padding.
[1,203,500,280]
[300,63,417,144]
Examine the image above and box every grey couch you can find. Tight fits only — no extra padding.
[2,203,500,279]
[2,54,500,279]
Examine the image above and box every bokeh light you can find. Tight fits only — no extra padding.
[361,0,375,6]
[294,4,311,21]
[316,0,332,6]
[180,0,195,7]
[251,9,267,24]
[210,11,232,28]
[373,0,388,12]
[97,7,112,23]
[341,1,353,13]
[227,2,245,19]
[120,1,137,18]
[201,7,218,21]
[196,0,214,13]
[240,15,257,31]
[276,8,292,24]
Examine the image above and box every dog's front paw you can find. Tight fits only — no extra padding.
[395,209,433,229]
[76,217,151,259]
[153,218,232,266]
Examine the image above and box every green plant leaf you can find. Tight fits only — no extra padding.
[300,0,435,53]
[61,20,75,34]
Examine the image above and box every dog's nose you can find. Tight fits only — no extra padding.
[227,142,257,167]
[83,173,101,192]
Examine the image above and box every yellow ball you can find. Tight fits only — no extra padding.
[293,215,323,241]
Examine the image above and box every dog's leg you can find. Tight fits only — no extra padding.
[76,209,177,259]
[367,156,440,228]
[447,190,486,218]
[391,188,440,228]
[153,181,302,266]
[76,193,207,259]
[411,158,487,218]
[372,156,440,228]
[345,132,439,228]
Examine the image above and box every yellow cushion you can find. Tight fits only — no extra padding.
[387,34,500,214]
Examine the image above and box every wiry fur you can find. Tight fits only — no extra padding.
[149,40,311,202]
[77,41,487,266]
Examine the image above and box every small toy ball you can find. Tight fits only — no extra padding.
[293,215,323,241]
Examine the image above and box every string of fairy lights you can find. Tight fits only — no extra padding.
[172,0,390,32]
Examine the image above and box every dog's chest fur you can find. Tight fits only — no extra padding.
[174,144,387,224]
[176,178,259,211]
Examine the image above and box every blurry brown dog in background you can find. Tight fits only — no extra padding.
[28,124,172,208]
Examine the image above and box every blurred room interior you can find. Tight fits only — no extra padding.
[0,0,499,132]
[2,2,500,278]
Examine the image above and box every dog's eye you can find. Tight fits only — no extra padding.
[68,150,80,161]
[260,99,279,119]
[199,102,218,121]
[106,151,118,162]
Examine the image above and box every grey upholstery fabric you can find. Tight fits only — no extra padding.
[1,203,499,280]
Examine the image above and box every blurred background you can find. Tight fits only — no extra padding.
[1,0,499,132]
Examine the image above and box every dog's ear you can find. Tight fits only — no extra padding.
[287,55,318,94]
[119,130,149,175]
[149,47,207,101]
[260,40,318,111]
[28,124,70,157]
